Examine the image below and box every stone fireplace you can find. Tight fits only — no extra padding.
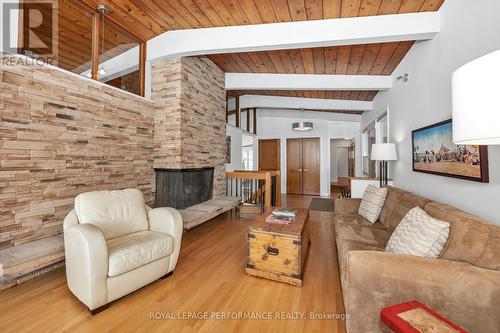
[151,56,226,203]
[155,167,214,209]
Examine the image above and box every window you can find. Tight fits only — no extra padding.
[376,114,388,144]
[241,109,248,131]
[242,133,255,170]
[227,97,237,127]
[362,111,389,177]
[99,16,141,95]
[242,146,254,171]
[17,1,146,96]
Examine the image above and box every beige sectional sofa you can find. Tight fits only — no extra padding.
[334,186,500,333]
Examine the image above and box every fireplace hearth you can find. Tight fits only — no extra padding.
[155,167,214,209]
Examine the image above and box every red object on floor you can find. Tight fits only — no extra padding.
[380,301,468,333]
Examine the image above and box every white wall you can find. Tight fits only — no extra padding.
[258,109,360,196]
[361,0,500,225]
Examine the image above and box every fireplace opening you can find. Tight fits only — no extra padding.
[154,167,214,209]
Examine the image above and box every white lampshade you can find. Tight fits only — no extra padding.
[452,50,500,145]
[371,143,397,161]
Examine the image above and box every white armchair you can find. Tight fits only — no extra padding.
[63,188,182,314]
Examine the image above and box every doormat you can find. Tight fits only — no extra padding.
[309,198,335,212]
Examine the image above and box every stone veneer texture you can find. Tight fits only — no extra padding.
[151,56,227,197]
[0,54,155,248]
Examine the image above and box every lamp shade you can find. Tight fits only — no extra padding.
[452,50,500,145]
[371,143,397,161]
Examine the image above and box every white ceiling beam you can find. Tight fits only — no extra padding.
[239,95,372,111]
[148,12,439,61]
[258,109,361,122]
[226,73,392,90]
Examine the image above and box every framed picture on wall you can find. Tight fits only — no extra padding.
[412,119,489,183]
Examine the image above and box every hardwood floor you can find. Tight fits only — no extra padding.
[0,195,346,333]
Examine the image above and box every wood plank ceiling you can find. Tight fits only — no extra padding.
[211,41,415,100]
[80,0,445,41]
[35,1,139,74]
[62,0,445,101]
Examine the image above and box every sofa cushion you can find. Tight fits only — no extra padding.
[385,207,450,258]
[75,189,149,239]
[379,191,431,232]
[336,238,382,304]
[379,186,410,227]
[358,185,387,223]
[335,213,387,230]
[107,231,174,277]
[424,201,500,270]
[335,222,392,248]
[334,198,362,215]
[478,227,500,270]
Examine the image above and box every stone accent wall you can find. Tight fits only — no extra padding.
[0,54,155,248]
[152,56,226,196]
[151,58,183,167]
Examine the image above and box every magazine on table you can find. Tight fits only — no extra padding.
[265,214,294,224]
[271,208,297,218]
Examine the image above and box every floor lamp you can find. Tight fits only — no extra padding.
[371,143,398,187]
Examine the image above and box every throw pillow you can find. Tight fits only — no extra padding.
[358,185,388,223]
[385,207,450,258]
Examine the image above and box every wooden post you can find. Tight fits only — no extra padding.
[139,42,147,97]
[91,13,100,80]
[226,92,229,123]
[253,108,257,134]
[276,171,282,207]
[265,172,272,210]
[235,96,240,128]
[246,108,250,132]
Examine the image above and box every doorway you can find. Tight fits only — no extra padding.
[337,147,349,178]
[258,139,280,171]
[286,138,320,195]
[330,139,355,196]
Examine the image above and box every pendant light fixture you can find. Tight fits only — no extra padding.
[292,108,313,132]
[97,5,108,77]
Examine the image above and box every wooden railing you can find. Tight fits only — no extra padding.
[225,170,281,210]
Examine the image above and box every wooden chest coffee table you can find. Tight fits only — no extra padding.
[246,209,310,286]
